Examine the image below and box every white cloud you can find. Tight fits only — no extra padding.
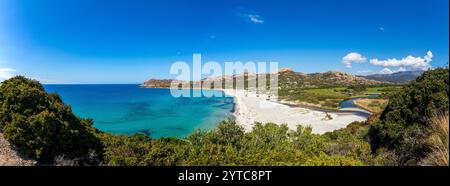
[378,68,393,74]
[424,50,433,62]
[0,67,16,81]
[369,51,433,71]
[0,67,15,72]
[342,52,367,68]
[377,67,407,74]
[357,67,408,75]
[247,14,264,24]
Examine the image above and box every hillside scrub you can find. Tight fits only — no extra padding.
[102,121,377,166]
[0,76,104,164]
[368,68,449,165]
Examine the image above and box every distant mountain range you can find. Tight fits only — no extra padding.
[362,70,424,84]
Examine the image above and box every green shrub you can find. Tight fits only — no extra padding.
[0,76,103,163]
[368,68,449,165]
[101,133,153,166]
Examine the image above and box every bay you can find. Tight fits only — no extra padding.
[44,84,234,138]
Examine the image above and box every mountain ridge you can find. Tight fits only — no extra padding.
[362,70,425,84]
[142,69,385,88]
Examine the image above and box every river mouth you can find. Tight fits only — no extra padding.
[339,94,381,109]
[272,98,375,118]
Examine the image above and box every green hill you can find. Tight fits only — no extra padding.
[368,68,449,165]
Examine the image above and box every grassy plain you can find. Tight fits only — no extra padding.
[279,85,401,110]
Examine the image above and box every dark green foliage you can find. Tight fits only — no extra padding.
[368,68,449,165]
[100,133,153,166]
[0,76,104,163]
[146,137,190,165]
[101,133,190,166]
[101,120,375,166]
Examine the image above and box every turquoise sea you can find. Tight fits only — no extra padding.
[44,85,234,138]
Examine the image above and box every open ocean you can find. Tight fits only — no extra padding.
[44,85,234,138]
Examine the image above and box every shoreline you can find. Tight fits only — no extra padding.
[141,86,374,112]
[222,89,369,134]
[275,99,372,117]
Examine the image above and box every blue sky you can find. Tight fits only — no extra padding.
[0,0,448,83]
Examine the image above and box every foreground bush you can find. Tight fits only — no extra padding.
[368,68,449,165]
[101,120,375,166]
[101,133,189,166]
[0,76,104,163]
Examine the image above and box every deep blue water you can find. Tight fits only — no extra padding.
[44,85,234,138]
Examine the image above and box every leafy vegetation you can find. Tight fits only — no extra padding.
[101,120,376,166]
[0,76,104,164]
[368,68,449,165]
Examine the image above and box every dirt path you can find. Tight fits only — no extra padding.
[0,133,36,166]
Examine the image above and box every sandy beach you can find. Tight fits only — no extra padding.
[223,89,368,134]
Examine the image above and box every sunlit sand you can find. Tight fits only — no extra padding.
[223,89,367,134]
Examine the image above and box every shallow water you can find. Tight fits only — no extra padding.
[44,85,234,138]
